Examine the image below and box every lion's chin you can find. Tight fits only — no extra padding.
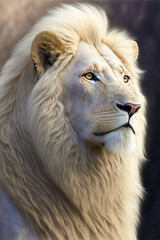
[103,128,136,156]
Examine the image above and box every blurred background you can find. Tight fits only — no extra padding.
[0,0,159,239]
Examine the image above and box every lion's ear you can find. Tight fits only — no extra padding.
[31,31,65,76]
[132,40,139,61]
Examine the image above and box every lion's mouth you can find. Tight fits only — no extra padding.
[92,123,135,137]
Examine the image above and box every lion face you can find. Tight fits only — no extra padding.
[62,42,143,155]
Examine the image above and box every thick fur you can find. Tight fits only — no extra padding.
[0,4,146,240]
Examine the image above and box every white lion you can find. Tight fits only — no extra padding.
[0,3,146,240]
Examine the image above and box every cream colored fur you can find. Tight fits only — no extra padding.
[0,4,146,240]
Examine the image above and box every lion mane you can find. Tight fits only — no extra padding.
[0,4,146,240]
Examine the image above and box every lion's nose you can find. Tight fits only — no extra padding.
[116,103,141,117]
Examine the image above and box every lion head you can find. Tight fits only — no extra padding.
[29,5,145,160]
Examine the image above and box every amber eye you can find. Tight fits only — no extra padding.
[85,73,93,80]
[123,75,130,83]
[82,72,99,81]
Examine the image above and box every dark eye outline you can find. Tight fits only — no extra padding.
[123,74,130,83]
[82,72,100,82]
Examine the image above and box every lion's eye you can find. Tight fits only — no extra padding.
[123,75,130,83]
[82,72,99,82]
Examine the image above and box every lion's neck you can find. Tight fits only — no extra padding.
[49,140,140,239]
[64,145,124,211]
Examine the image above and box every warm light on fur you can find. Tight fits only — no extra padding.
[0,4,146,240]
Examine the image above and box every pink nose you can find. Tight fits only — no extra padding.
[117,103,141,117]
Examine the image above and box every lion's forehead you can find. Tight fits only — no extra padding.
[75,41,125,78]
[100,43,123,69]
